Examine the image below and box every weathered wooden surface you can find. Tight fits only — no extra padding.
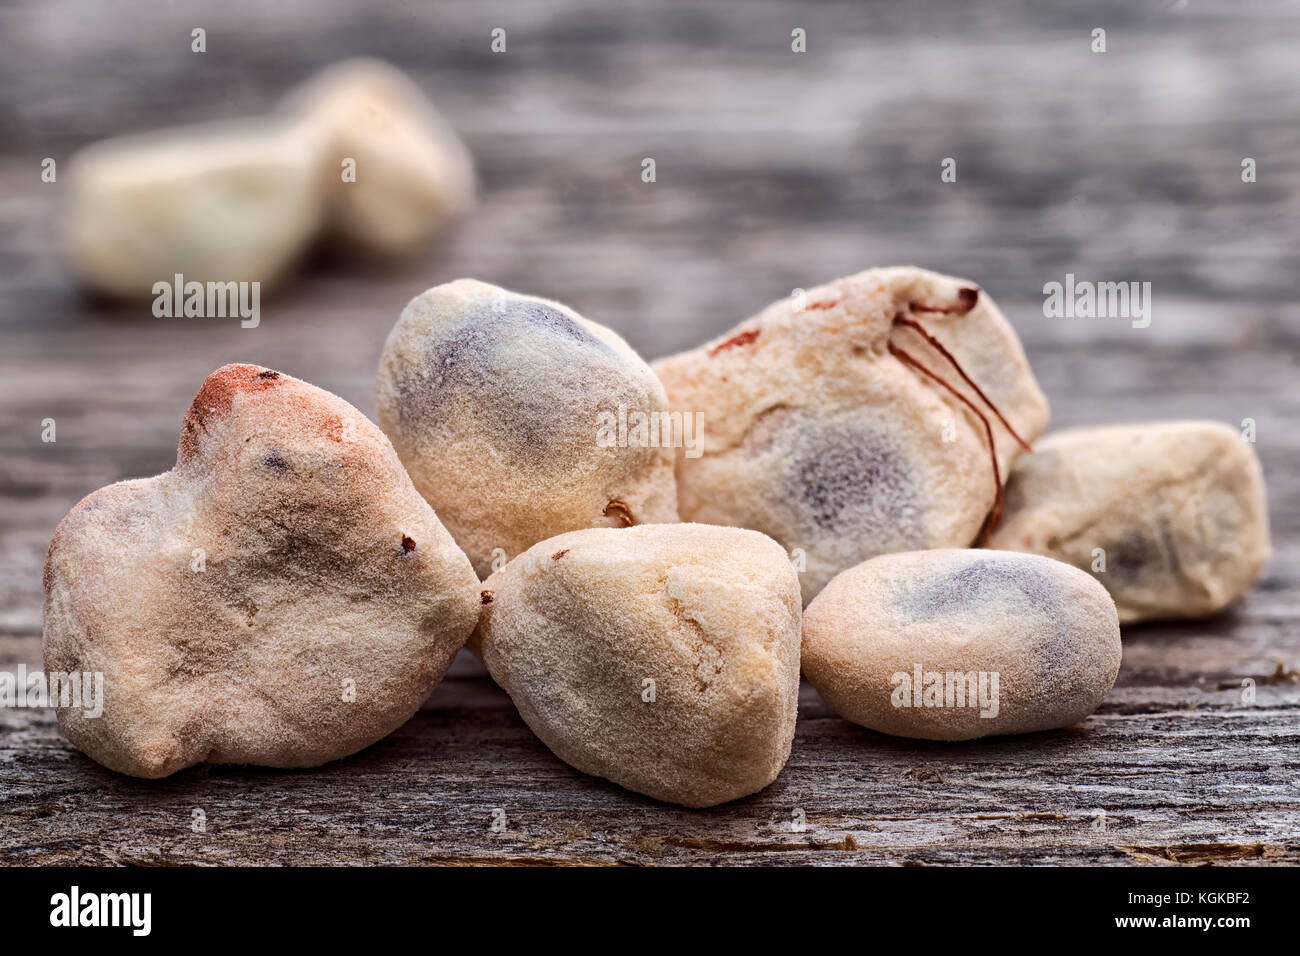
[1,0,1298,865]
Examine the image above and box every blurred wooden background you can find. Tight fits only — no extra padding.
[1,0,1297,864]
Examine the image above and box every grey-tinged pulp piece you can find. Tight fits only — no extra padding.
[378,278,679,578]
[802,549,1121,741]
[652,266,1049,605]
[280,58,476,257]
[43,364,481,778]
[66,119,325,299]
[472,524,802,808]
[988,421,1270,624]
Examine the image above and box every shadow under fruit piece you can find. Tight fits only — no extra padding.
[471,524,802,808]
[42,364,481,778]
[377,279,679,578]
[652,266,1049,604]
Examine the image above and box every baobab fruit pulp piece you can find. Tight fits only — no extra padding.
[472,524,802,808]
[66,119,324,299]
[652,266,1049,604]
[377,279,679,578]
[802,549,1121,741]
[988,421,1270,624]
[42,364,481,778]
[280,58,476,257]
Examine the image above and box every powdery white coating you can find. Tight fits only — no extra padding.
[378,278,679,578]
[66,119,325,299]
[42,364,481,779]
[473,524,802,808]
[652,266,1050,605]
[281,58,476,257]
[988,421,1270,624]
[802,549,1121,741]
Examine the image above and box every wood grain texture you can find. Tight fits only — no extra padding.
[1,0,1298,865]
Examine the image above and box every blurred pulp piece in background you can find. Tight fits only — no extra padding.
[280,58,476,260]
[66,118,325,299]
[65,59,476,301]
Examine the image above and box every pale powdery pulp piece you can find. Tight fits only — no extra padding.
[378,278,679,578]
[802,549,1121,741]
[988,421,1270,624]
[652,266,1050,605]
[67,119,325,299]
[473,524,802,807]
[281,58,476,257]
[43,364,481,778]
